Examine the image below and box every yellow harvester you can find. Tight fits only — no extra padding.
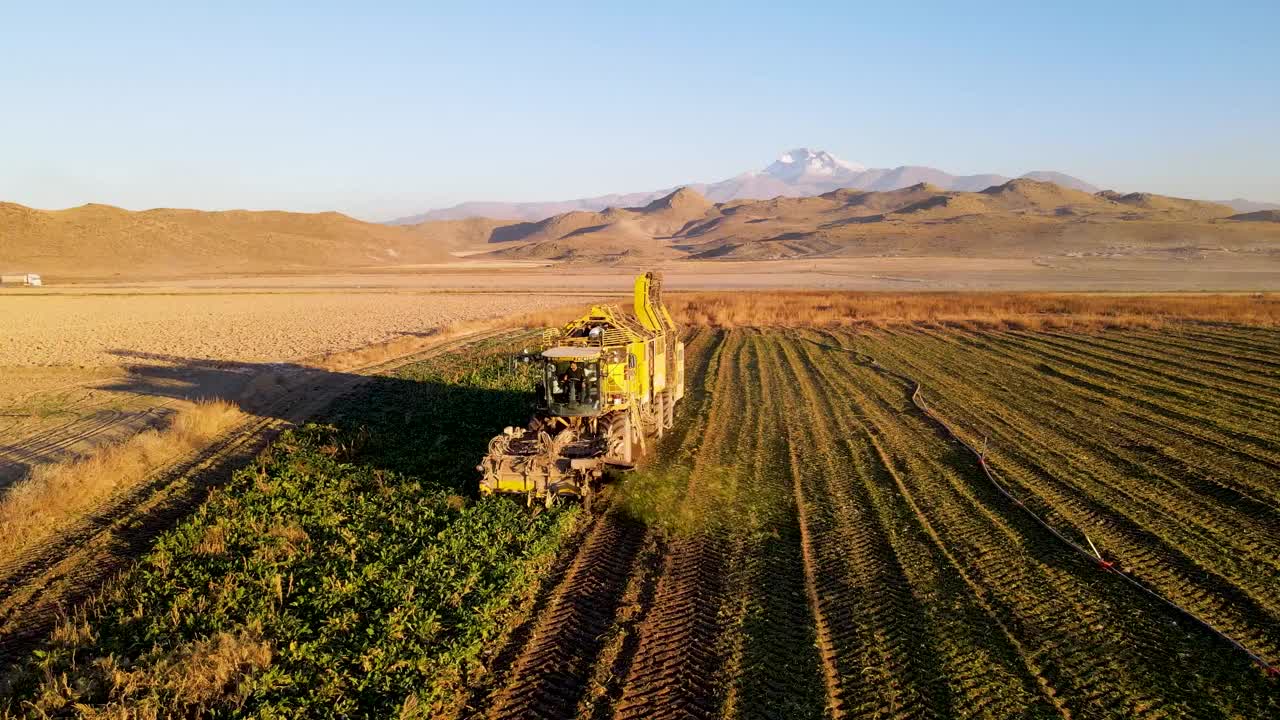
[478,271,684,507]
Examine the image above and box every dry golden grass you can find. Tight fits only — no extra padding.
[0,400,244,565]
[15,624,272,718]
[0,300,597,571]
[667,292,1280,330]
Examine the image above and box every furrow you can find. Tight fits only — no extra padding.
[772,338,942,718]
[855,329,1280,659]
[609,331,750,720]
[486,510,649,720]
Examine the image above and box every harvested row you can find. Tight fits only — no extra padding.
[486,329,835,719]
[772,335,1056,718]
[852,329,1280,662]
[718,334,825,720]
[798,333,1161,715]
[480,329,731,720]
[487,326,1278,719]
[898,329,1280,618]
[800,332,1275,716]
[773,335,942,716]
[607,333,743,720]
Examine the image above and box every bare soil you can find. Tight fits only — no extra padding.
[0,291,587,367]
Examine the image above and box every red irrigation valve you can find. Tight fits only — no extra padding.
[1098,560,1114,569]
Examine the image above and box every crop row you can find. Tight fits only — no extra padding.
[1,332,581,718]
[500,326,1279,719]
[811,327,1276,714]
[847,327,1280,661]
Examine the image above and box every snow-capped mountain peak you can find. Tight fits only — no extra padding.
[763,148,866,182]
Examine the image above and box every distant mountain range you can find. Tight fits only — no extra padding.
[388,149,1276,224]
[389,149,1106,224]
[7,175,1279,279]
[1216,198,1280,213]
[472,180,1280,264]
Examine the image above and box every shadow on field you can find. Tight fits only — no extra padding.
[99,348,539,493]
[0,346,537,665]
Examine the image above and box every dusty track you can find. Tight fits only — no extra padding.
[0,328,512,666]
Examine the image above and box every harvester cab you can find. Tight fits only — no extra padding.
[543,348,602,416]
[478,271,684,508]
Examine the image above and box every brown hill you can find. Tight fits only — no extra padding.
[1097,191,1233,219]
[487,188,712,262]
[1228,210,1280,222]
[399,216,519,250]
[979,178,1105,212]
[0,202,454,279]
[465,180,1280,263]
[14,179,1278,277]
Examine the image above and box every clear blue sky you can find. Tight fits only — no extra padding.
[2,1,1277,219]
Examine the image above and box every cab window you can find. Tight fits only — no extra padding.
[547,359,600,408]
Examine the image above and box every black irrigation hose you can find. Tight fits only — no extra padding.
[797,334,1279,678]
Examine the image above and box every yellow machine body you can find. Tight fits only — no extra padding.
[477,271,684,506]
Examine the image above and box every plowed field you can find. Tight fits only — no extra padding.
[472,327,1279,719]
[5,326,1277,718]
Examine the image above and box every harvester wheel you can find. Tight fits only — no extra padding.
[655,393,665,438]
[603,413,632,465]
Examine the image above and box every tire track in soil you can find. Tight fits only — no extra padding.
[0,409,156,484]
[886,329,1280,580]
[902,330,1280,624]
[871,329,1280,665]
[607,331,750,720]
[1072,331,1280,408]
[822,329,1277,717]
[995,332,1280,469]
[718,333,825,720]
[1178,326,1280,364]
[484,511,650,720]
[479,329,729,720]
[769,335,940,719]
[788,333,1074,718]
[904,327,1280,570]
[819,341,1167,717]
[0,329,516,667]
[574,330,728,720]
[1024,331,1280,425]
[915,327,1280,506]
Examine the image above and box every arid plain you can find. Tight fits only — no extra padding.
[5,251,1277,484]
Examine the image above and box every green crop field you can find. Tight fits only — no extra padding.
[3,325,1278,718]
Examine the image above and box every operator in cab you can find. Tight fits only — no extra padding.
[559,361,588,402]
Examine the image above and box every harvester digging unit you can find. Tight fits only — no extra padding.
[478,271,685,507]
